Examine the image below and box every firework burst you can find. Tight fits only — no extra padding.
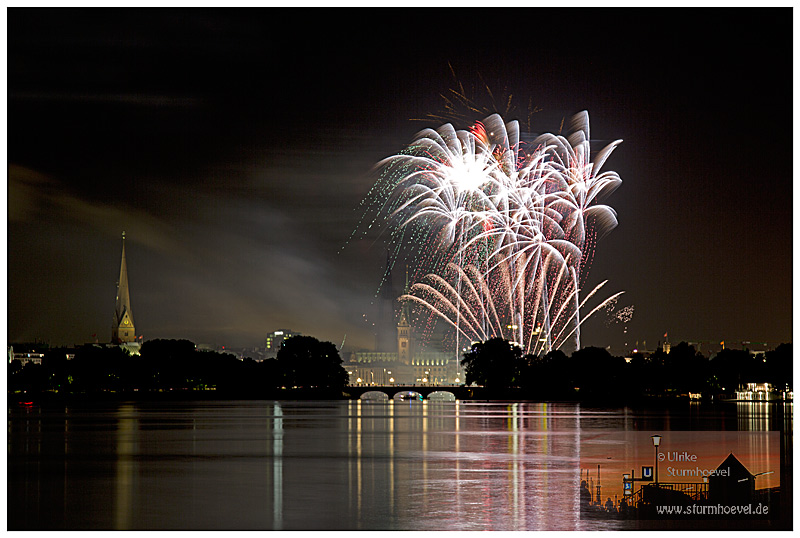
[352,111,623,355]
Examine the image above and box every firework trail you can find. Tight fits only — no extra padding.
[412,63,543,133]
[350,111,623,354]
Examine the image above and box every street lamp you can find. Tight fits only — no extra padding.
[651,435,662,486]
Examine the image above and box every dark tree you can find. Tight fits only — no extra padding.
[710,348,758,392]
[460,338,524,390]
[42,348,72,391]
[645,348,669,393]
[8,361,46,393]
[140,339,195,362]
[258,358,283,389]
[525,349,573,396]
[277,336,348,390]
[8,359,22,376]
[140,339,204,389]
[570,346,626,396]
[619,352,650,396]
[71,345,129,391]
[663,342,710,393]
[763,343,792,389]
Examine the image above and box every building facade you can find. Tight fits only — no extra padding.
[347,347,460,386]
[347,267,462,386]
[7,345,45,367]
[264,329,302,359]
[347,296,461,385]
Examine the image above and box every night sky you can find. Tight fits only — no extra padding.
[7,8,793,355]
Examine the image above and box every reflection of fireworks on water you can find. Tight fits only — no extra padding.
[350,110,624,354]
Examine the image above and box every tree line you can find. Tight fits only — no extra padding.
[461,338,792,399]
[9,335,791,401]
[8,336,349,396]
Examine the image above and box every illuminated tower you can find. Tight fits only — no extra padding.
[397,267,411,365]
[264,329,301,359]
[111,232,136,344]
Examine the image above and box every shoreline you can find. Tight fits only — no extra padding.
[8,389,791,408]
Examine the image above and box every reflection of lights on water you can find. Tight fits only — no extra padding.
[389,400,395,510]
[273,403,283,530]
[355,399,362,519]
[115,404,137,530]
[508,403,521,527]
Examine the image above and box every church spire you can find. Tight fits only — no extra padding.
[112,231,136,343]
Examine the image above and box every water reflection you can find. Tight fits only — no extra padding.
[339,400,588,530]
[7,399,792,530]
[115,404,137,530]
[272,402,283,530]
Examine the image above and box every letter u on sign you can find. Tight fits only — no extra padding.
[642,466,653,480]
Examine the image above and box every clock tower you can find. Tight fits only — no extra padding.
[112,232,136,344]
[397,267,412,365]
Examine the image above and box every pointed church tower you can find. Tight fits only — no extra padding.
[112,232,136,344]
[397,266,412,365]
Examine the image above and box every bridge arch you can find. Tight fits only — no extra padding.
[347,385,481,400]
[428,390,457,402]
[359,390,389,401]
[393,390,423,401]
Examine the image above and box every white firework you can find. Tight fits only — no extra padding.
[358,111,624,355]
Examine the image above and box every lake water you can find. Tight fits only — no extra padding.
[7,398,792,531]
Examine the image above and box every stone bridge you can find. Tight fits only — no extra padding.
[345,385,485,400]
